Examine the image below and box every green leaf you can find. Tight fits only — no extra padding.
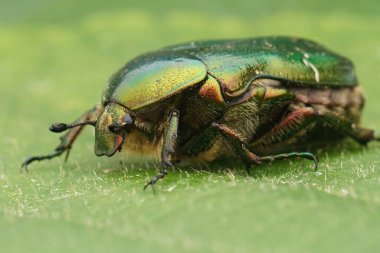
[1,0,379,252]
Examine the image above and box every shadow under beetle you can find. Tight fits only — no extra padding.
[22,36,378,189]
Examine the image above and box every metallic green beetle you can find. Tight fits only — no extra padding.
[23,36,377,188]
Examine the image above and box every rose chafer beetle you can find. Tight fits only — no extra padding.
[23,36,377,189]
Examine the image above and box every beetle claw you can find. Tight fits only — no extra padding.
[161,157,173,167]
[244,164,252,176]
[21,156,41,171]
[311,155,319,171]
[21,157,33,172]
[143,169,168,192]
[143,181,156,193]
[21,149,66,169]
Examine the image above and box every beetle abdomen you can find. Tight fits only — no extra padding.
[290,86,363,108]
[289,86,364,123]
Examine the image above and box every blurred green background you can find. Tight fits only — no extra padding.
[1,0,380,252]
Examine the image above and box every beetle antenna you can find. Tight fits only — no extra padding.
[49,121,97,133]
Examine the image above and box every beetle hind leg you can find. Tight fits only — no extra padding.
[21,105,103,169]
[317,112,375,145]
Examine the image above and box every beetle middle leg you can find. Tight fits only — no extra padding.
[144,110,179,190]
[212,122,318,174]
[21,105,103,169]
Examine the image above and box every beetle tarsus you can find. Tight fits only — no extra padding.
[21,149,66,170]
[260,152,319,171]
[144,169,168,191]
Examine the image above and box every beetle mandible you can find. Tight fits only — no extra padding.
[22,36,378,189]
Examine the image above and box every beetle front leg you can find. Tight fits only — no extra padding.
[144,110,179,190]
[22,105,103,169]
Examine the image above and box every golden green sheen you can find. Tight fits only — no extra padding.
[110,56,207,110]
[163,37,357,97]
[103,37,357,110]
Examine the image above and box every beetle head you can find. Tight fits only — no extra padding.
[95,103,134,157]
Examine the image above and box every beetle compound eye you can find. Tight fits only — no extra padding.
[108,114,134,135]
[122,114,134,125]
[121,114,134,132]
[108,123,124,134]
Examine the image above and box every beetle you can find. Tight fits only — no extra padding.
[22,36,377,189]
